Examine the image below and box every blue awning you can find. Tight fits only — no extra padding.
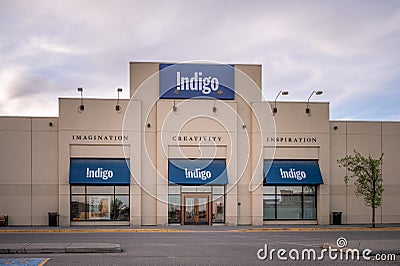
[264,160,323,185]
[168,159,228,185]
[70,158,130,184]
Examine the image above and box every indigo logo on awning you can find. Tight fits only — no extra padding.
[70,159,130,184]
[168,159,228,185]
[184,168,212,181]
[160,64,234,99]
[280,168,307,181]
[264,160,323,185]
[86,167,114,181]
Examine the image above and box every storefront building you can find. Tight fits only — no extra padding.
[0,62,399,226]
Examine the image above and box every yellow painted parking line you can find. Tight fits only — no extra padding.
[39,258,50,266]
[1,227,400,233]
[0,228,190,233]
[232,227,400,232]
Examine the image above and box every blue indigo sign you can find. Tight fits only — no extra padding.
[70,158,130,184]
[159,64,234,99]
[169,159,228,185]
[264,160,323,185]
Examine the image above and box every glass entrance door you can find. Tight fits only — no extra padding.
[183,194,210,225]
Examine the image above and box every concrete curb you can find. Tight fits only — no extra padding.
[1,227,400,233]
[0,228,188,233]
[0,243,122,254]
[235,227,400,233]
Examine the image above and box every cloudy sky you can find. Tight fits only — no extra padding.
[1,0,399,120]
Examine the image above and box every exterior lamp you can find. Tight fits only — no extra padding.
[116,88,123,112]
[212,100,217,114]
[173,99,178,113]
[272,90,289,115]
[306,90,323,115]
[77,87,84,112]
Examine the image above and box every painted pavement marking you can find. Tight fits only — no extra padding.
[0,258,49,266]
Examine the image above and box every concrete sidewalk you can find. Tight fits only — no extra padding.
[1,224,400,233]
[0,243,121,254]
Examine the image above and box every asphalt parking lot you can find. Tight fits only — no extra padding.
[1,226,400,265]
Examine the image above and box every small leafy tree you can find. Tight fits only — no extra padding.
[337,150,384,228]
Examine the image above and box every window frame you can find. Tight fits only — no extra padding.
[167,185,226,224]
[70,185,130,221]
[263,185,317,221]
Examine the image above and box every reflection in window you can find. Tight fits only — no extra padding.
[303,186,316,194]
[168,185,225,224]
[168,186,180,195]
[212,195,224,223]
[263,195,276,220]
[86,186,114,194]
[168,195,181,223]
[277,195,302,219]
[70,186,129,221]
[88,195,111,220]
[263,186,317,220]
[113,195,130,220]
[71,195,85,220]
[303,195,316,219]
[277,186,302,195]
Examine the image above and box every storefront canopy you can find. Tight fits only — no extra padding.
[70,158,130,184]
[264,160,323,185]
[168,159,228,185]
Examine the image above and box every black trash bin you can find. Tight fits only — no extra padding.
[332,212,342,225]
[48,212,59,227]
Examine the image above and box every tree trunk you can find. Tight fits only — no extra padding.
[372,178,376,228]
[372,206,375,228]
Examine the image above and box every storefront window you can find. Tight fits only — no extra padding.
[277,194,302,219]
[212,186,225,194]
[70,185,130,221]
[168,195,181,223]
[263,194,276,220]
[212,194,224,223]
[168,185,225,224]
[263,186,317,220]
[87,186,114,194]
[88,195,111,220]
[113,195,130,220]
[303,195,316,219]
[71,195,85,220]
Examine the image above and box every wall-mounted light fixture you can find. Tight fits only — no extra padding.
[173,99,178,113]
[77,87,84,112]
[115,88,122,112]
[272,90,289,115]
[306,90,323,116]
[212,100,217,114]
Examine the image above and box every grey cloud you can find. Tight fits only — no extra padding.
[0,0,399,120]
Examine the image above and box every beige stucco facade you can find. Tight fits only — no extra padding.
[330,121,400,224]
[0,62,399,226]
